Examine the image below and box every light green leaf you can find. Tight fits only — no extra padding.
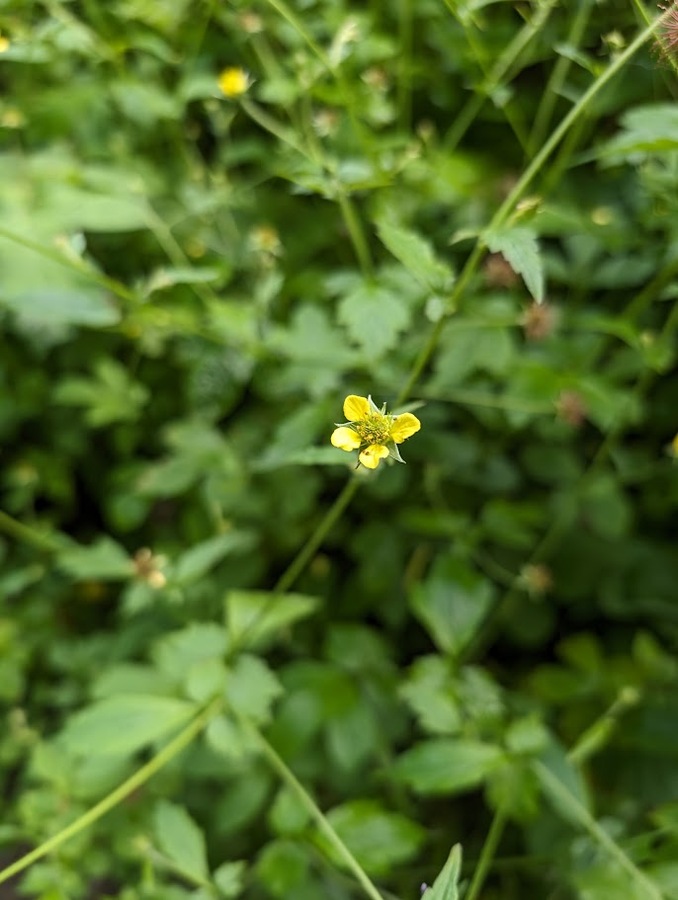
[375,217,455,293]
[52,184,150,232]
[2,288,120,328]
[422,844,462,900]
[485,226,544,303]
[152,624,228,683]
[225,591,319,651]
[213,861,246,898]
[337,281,411,358]
[57,537,133,581]
[154,800,209,883]
[410,555,495,659]
[143,266,222,297]
[61,695,197,756]
[321,800,425,876]
[173,532,257,586]
[268,787,311,837]
[399,656,462,736]
[395,738,504,795]
[185,658,228,704]
[225,654,283,724]
[600,103,678,158]
[93,664,177,700]
[205,714,255,761]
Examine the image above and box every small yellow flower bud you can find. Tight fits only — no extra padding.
[218,67,251,98]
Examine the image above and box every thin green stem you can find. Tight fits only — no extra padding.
[336,191,374,279]
[274,477,360,595]
[397,0,413,133]
[491,12,667,234]
[0,698,222,887]
[395,240,484,405]
[528,0,594,156]
[240,717,384,900]
[0,510,62,553]
[568,687,641,766]
[534,761,664,900]
[262,0,372,155]
[445,0,558,154]
[240,97,311,159]
[465,806,507,900]
[263,0,331,70]
[396,9,667,407]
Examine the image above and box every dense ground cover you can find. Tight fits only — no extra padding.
[1,1,677,898]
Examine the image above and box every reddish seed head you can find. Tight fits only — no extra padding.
[556,390,587,428]
[658,3,678,54]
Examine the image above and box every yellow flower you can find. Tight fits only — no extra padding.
[331,394,421,470]
[0,35,9,53]
[218,67,250,98]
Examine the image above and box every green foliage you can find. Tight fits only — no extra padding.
[0,2,676,900]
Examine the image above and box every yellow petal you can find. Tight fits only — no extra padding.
[390,412,421,443]
[359,444,389,469]
[331,426,361,451]
[343,395,370,422]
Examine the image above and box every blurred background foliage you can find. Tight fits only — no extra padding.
[1,0,677,898]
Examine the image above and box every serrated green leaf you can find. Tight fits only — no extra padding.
[337,281,410,358]
[1,288,120,328]
[485,226,544,303]
[321,800,425,876]
[173,532,257,585]
[600,104,678,158]
[61,695,197,756]
[154,800,209,883]
[225,654,283,724]
[395,738,504,795]
[225,591,319,651]
[143,266,222,296]
[399,656,462,736]
[54,358,149,427]
[57,537,133,581]
[152,624,228,682]
[376,218,455,293]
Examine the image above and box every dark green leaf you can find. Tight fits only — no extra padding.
[395,738,504,794]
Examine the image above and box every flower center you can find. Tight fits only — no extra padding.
[354,413,391,446]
